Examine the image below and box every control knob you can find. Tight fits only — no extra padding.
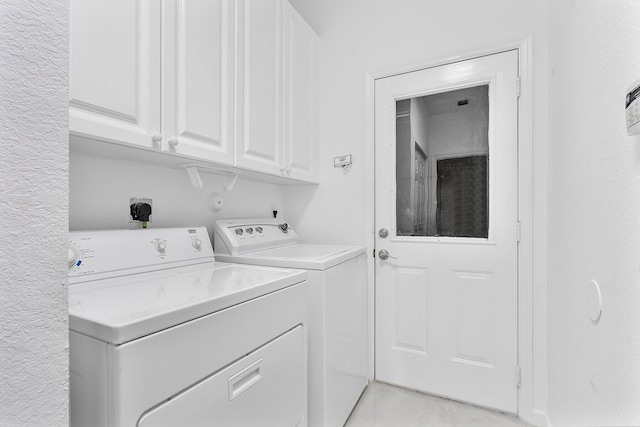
[68,246,79,269]
[192,238,202,250]
[156,241,167,254]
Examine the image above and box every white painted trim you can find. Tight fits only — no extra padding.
[514,35,546,427]
[365,36,534,82]
[363,74,376,382]
[534,409,553,427]
[363,35,546,425]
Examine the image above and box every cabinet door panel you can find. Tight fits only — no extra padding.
[284,3,317,182]
[236,0,284,175]
[69,0,160,149]
[163,0,234,164]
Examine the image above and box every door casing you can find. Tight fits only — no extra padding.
[363,36,541,425]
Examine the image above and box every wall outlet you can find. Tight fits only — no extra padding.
[129,197,153,223]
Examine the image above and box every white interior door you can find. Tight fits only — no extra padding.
[374,50,519,413]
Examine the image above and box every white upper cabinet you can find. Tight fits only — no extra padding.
[236,0,318,182]
[70,0,317,182]
[235,0,285,176]
[161,0,235,164]
[69,0,162,149]
[70,0,234,163]
[283,2,317,182]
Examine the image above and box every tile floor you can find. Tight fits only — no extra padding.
[344,382,534,427]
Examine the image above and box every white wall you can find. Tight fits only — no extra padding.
[547,1,640,425]
[285,0,549,423]
[69,153,286,245]
[0,0,69,425]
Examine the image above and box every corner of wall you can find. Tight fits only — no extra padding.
[0,0,69,424]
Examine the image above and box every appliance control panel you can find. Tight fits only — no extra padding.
[627,78,640,135]
[68,227,214,284]
[214,219,298,256]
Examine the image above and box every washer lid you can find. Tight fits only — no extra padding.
[215,244,367,270]
[69,262,306,345]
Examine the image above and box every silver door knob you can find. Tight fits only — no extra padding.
[378,249,397,260]
[378,228,389,238]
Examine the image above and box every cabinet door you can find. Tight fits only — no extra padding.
[69,0,161,149]
[284,3,318,182]
[236,0,285,175]
[162,0,235,165]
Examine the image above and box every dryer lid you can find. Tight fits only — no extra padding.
[69,262,306,344]
[215,244,367,271]
[246,244,355,260]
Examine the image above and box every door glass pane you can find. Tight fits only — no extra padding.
[395,85,489,238]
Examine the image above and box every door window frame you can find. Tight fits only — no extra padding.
[391,78,496,244]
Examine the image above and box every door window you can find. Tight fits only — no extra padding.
[395,85,489,238]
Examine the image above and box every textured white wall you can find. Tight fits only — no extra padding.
[0,0,69,425]
[547,1,640,425]
[285,0,549,423]
[70,153,286,244]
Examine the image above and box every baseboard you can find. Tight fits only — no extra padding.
[531,409,552,427]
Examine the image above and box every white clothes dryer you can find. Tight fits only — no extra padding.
[68,227,308,427]
[214,219,368,427]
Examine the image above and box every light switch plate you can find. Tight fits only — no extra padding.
[334,154,352,168]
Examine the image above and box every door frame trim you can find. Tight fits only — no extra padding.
[364,35,543,425]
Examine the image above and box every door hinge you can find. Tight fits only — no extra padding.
[516,221,521,243]
[516,77,521,98]
[516,366,522,387]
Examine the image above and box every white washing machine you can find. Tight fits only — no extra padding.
[214,219,368,427]
[68,227,309,427]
